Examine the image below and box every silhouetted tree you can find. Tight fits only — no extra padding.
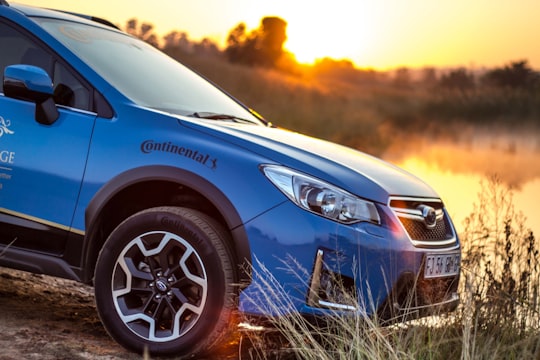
[162,30,221,59]
[225,23,253,64]
[225,17,288,68]
[421,67,438,88]
[483,60,539,89]
[258,17,287,67]
[163,31,191,53]
[393,67,411,88]
[192,38,220,57]
[125,18,159,47]
[226,23,247,49]
[439,68,475,91]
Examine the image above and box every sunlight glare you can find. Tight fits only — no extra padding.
[269,2,379,64]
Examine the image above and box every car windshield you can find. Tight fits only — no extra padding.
[33,17,263,124]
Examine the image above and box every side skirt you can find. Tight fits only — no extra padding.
[0,245,82,282]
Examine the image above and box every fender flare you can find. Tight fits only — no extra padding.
[82,165,251,281]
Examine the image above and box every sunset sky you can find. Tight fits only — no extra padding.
[14,0,540,70]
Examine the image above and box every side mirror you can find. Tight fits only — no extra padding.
[3,64,59,125]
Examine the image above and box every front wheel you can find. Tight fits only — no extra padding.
[94,207,236,357]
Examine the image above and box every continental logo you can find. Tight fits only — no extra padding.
[141,140,217,170]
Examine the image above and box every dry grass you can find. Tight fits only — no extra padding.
[240,178,540,360]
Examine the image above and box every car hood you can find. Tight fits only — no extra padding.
[181,119,439,204]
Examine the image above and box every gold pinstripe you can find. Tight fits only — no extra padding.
[0,207,85,236]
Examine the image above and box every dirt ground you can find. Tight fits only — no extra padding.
[0,267,257,360]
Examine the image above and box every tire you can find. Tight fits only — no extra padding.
[94,207,236,357]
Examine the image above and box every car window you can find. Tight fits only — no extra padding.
[0,22,51,75]
[0,21,90,111]
[53,61,90,109]
[34,18,263,123]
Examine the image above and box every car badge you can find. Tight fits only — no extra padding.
[418,205,438,229]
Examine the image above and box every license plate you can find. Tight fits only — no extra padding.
[424,252,461,279]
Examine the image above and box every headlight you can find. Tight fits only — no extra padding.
[261,165,380,224]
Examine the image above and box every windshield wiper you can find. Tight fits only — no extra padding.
[190,112,258,124]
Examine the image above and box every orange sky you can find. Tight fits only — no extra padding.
[14,0,540,70]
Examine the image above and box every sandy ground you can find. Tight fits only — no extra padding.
[0,267,258,360]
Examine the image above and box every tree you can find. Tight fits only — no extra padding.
[163,31,220,58]
[125,18,159,48]
[483,60,539,89]
[163,31,191,53]
[393,67,411,88]
[225,17,288,68]
[439,68,475,91]
[225,23,253,64]
[421,67,438,88]
[258,17,287,67]
[192,38,220,57]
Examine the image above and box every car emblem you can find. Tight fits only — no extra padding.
[155,280,168,292]
[417,205,437,229]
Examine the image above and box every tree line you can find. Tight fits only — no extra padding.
[124,17,540,92]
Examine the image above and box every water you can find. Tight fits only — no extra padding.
[384,134,540,236]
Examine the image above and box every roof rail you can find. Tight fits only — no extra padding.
[89,15,120,30]
[56,10,120,30]
[0,0,10,6]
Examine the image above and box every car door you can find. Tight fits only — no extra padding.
[0,20,95,255]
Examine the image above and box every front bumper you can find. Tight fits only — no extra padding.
[238,200,460,321]
[307,247,460,323]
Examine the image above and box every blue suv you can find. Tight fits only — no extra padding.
[0,2,460,357]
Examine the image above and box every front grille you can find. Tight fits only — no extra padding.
[400,217,449,242]
[389,197,456,248]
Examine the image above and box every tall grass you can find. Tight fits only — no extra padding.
[241,261,464,360]
[458,177,540,359]
[240,177,539,359]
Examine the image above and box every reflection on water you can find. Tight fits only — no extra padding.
[384,136,540,236]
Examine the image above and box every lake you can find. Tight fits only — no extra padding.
[383,131,540,237]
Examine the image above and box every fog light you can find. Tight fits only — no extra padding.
[307,249,357,311]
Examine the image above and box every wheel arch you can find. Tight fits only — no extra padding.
[81,165,251,284]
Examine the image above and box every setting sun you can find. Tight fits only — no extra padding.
[254,2,380,64]
[284,12,377,64]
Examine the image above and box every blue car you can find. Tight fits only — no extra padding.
[0,1,460,357]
